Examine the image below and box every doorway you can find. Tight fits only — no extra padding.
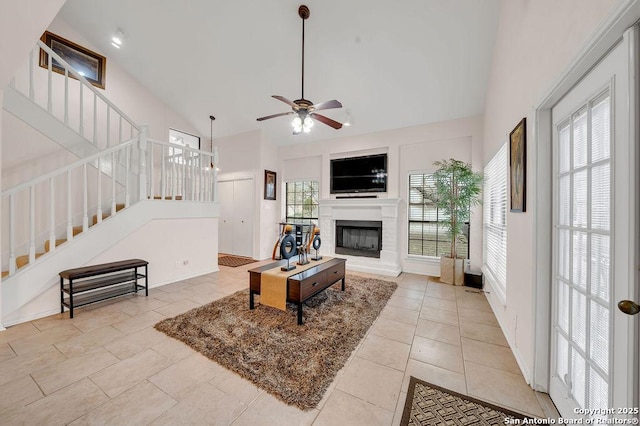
[547,26,638,418]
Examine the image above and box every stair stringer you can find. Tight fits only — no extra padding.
[1,200,220,326]
[3,86,101,159]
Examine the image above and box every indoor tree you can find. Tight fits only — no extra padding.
[432,158,483,284]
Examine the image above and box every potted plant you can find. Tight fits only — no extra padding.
[432,159,482,285]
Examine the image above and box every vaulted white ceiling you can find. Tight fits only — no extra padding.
[56,0,500,145]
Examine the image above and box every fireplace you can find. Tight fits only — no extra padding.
[335,220,382,258]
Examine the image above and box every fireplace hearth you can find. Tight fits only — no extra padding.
[335,220,382,258]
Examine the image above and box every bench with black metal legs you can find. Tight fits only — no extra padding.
[59,259,149,318]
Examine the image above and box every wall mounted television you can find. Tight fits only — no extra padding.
[330,153,388,194]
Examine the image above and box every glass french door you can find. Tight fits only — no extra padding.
[550,27,637,419]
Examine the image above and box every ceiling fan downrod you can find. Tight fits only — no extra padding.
[299,5,309,102]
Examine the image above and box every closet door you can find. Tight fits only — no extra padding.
[218,179,254,257]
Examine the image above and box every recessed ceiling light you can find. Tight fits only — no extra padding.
[111,42,120,49]
[111,29,125,47]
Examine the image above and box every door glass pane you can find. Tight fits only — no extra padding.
[557,281,570,333]
[573,231,587,289]
[588,367,609,415]
[591,95,610,162]
[572,290,587,351]
[590,300,609,374]
[571,348,586,408]
[573,109,588,168]
[557,333,569,384]
[591,163,610,230]
[573,170,587,228]
[559,175,571,226]
[591,234,610,302]
[558,229,570,280]
[559,123,571,173]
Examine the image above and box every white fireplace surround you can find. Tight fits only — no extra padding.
[319,198,401,276]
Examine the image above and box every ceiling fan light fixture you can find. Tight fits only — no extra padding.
[343,109,352,126]
[111,28,125,47]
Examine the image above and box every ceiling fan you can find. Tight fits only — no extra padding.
[256,5,343,134]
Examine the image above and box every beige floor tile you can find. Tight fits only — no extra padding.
[465,361,544,417]
[422,296,458,313]
[118,296,169,316]
[230,391,319,426]
[8,323,81,355]
[393,287,425,301]
[415,319,461,346]
[32,347,119,395]
[396,280,428,291]
[150,382,247,425]
[387,295,422,311]
[392,391,407,426]
[314,389,394,426]
[461,337,521,374]
[32,314,73,331]
[419,307,459,326]
[149,352,225,400]
[153,299,201,317]
[369,318,416,345]
[151,288,198,304]
[0,375,43,413]
[380,306,420,326]
[0,343,16,363]
[402,359,467,395]
[458,307,499,327]
[409,336,464,374]
[425,283,456,300]
[69,309,133,333]
[0,345,65,386]
[69,380,177,425]
[151,336,195,362]
[111,310,166,334]
[54,325,124,356]
[0,322,41,345]
[105,326,168,359]
[1,378,108,425]
[211,368,262,405]
[459,321,509,346]
[356,334,411,371]
[90,348,171,397]
[336,357,404,411]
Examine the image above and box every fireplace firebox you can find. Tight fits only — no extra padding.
[335,220,382,258]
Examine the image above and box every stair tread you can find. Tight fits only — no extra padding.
[44,239,67,252]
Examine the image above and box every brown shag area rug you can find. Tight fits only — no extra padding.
[401,377,531,425]
[155,274,397,410]
[217,255,257,267]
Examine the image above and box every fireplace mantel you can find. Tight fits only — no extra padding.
[318,198,401,276]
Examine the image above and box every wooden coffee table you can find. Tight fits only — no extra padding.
[248,258,346,325]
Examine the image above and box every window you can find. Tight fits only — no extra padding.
[285,181,319,224]
[168,129,200,165]
[408,174,469,257]
[483,143,508,301]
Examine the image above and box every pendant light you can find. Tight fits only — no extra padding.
[209,115,215,168]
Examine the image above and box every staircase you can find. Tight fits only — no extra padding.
[1,39,220,324]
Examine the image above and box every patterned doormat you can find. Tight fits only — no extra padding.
[401,377,532,425]
[218,255,257,268]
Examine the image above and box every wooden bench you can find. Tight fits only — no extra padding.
[59,259,148,318]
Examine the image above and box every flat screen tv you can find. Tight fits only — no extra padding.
[330,154,387,194]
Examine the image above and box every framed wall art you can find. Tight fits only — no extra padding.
[509,117,526,212]
[264,170,277,200]
[40,31,107,89]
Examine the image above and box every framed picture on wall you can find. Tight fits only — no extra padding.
[39,31,107,89]
[509,117,526,212]
[264,170,276,200]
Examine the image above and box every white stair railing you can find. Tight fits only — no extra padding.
[1,139,137,276]
[147,139,218,202]
[9,41,139,150]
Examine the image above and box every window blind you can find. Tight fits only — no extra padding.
[483,143,507,301]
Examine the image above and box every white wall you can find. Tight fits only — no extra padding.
[278,115,484,274]
[482,0,618,383]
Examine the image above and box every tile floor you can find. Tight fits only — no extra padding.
[0,260,557,425]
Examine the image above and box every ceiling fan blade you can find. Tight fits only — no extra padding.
[256,111,294,121]
[310,113,343,130]
[310,99,342,111]
[272,95,299,110]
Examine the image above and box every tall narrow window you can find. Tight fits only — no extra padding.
[408,174,469,257]
[285,181,319,224]
[483,143,508,301]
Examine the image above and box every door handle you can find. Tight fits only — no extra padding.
[618,300,640,315]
